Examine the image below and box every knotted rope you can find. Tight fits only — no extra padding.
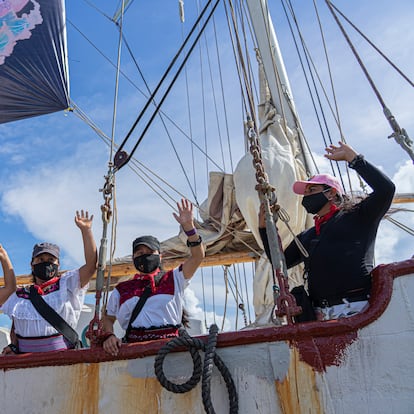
[154,324,238,414]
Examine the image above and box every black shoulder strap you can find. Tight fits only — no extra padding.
[124,285,152,339]
[28,285,80,347]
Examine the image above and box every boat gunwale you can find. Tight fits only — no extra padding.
[0,258,412,371]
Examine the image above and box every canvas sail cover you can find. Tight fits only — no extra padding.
[112,171,262,269]
[0,0,69,124]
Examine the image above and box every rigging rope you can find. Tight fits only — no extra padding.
[86,0,125,346]
[194,2,230,174]
[329,2,414,89]
[79,106,268,262]
[69,19,227,174]
[384,213,414,237]
[114,0,222,171]
[258,0,291,134]
[325,0,414,163]
[212,14,236,172]
[283,0,343,184]
[277,0,324,176]
[222,1,251,128]
[181,20,198,200]
[121,34,199,204]
[154,325,239,414]
[221,266,230,331]
[312,0,345,143]
[224,0,306,323]
[245,121,301,323]
[226,0,258,126]
[74,108,267,279]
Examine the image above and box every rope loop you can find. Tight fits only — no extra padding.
[154,329,202,393]
[154,324,238,414]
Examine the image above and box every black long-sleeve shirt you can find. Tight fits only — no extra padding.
[260,156,395,302]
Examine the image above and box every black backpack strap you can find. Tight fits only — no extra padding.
[124,285,152,341]
[28,285,80,348]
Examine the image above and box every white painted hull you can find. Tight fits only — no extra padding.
[1,260,413,414]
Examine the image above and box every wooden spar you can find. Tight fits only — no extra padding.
[392,193,414,204]
[3,195,410,292]
[2,250,260,292]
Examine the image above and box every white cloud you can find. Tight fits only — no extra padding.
[393,160,414,193]
[375,160,414,263]
[184,287,232,333]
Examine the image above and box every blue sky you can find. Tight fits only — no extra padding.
[0,0,413,329]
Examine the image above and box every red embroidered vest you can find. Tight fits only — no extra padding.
[116,267,178,306]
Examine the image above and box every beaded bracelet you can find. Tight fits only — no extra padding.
[184,228,197,237]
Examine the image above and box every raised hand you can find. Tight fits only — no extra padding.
[325,142,357,163]
[74,210,94,231]
[172,199,194,230]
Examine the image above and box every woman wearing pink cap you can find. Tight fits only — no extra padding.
[259,142,395,321]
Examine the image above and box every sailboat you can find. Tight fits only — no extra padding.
[0,0,413,413]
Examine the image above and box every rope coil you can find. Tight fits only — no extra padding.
[154,324,238,414]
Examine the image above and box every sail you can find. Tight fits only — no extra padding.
[0,0,69,124]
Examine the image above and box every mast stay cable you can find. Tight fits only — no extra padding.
[113,0,221,171]
[325,0,414,163]
[86,0,126,346]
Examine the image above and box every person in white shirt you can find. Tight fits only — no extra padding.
[1,210,97,353]
[102,199,204,356]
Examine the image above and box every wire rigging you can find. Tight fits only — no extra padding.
[329,1,414,89]
[121,34,200,205]
[113,0,221,171]
[284,0,338,173]
[325,0,414,162]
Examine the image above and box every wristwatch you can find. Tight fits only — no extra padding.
[186,235,202,247]
[348,154,364,168]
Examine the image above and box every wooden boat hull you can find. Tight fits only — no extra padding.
[1,259,413,414]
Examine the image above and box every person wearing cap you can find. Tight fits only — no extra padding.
[259,142,395,321]
[102,198,204,356]
[1,210,97,353]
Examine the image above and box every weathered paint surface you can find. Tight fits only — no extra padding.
[294,332,357,372]
[276,347,322,414]
[69,363,100,413]
[0,261,412,413]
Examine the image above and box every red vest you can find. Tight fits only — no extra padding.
[116,267,179,306]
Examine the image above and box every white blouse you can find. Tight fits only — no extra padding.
[106,267,189,330]
[1,269,88,337]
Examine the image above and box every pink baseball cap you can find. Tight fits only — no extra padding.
[293,174,344,195]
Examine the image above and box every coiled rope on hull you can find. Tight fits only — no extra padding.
[154,324,238,414]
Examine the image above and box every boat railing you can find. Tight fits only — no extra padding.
[0,258,412,370]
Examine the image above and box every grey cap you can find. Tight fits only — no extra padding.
[132,235,160,253]
[32,242,60,259]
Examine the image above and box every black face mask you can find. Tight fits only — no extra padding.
[133,254,160,274]
[301,190,330,214]
[32,262,59,281]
